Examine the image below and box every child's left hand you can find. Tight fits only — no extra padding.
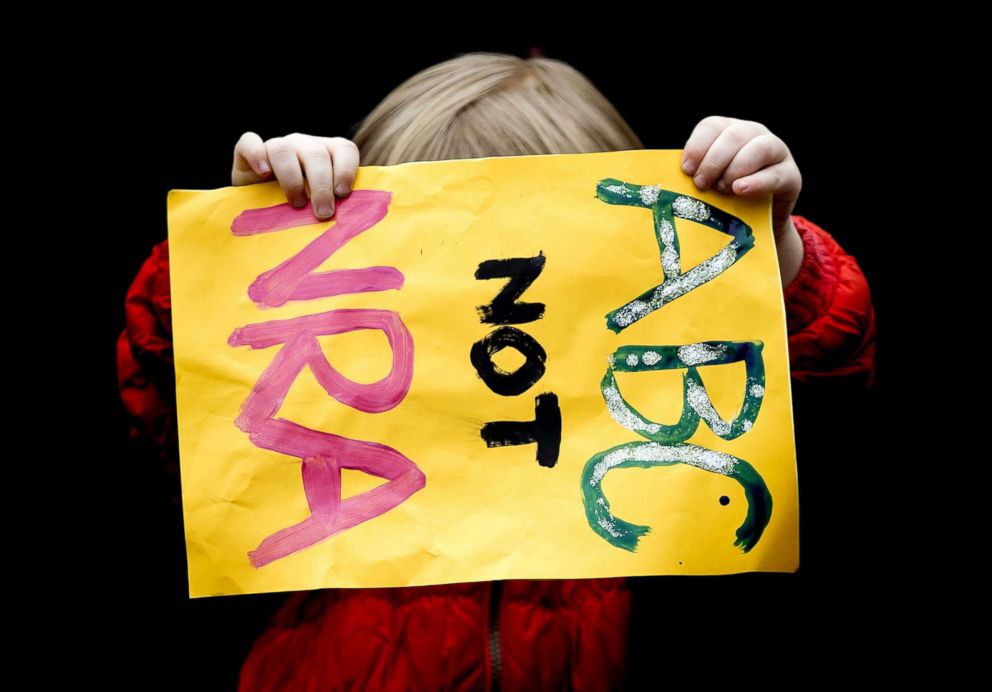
[680,116,801,244]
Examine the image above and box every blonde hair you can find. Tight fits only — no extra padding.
[354,52,644,165]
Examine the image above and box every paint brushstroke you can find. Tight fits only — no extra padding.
[581,441,772,553]
[480,392,561,468]
[595,179,755,333]
[232,191,403,308]
[470,325,547,397]
[584,339,772,553]
[583,179,772,555]
[229,189,423,568]
[230,310,414,416]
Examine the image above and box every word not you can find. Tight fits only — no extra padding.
[473,253,562,468]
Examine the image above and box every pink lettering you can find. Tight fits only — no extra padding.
[229,191,424,568]
[232,191,403,308]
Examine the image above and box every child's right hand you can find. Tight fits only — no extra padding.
[232,132,360,221]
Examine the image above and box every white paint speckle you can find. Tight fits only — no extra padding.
[686,378,732,436]
[590,442,738,486]
[604,183,633,199]
[612,300,651,328]
[612,241,741,328]
[659,218,680,277]
[677,343,728,366]
[642,351,661,366]
[597,516,622,538]
[639,185,660,206]
[603,383,661,436]
[625,353,639,367]
[673,196,711,222]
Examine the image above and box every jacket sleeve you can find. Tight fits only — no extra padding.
[782,215,877,388]
[117,239,176,452]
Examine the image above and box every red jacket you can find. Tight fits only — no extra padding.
[116,214,877,690]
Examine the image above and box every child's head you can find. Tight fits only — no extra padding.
[354,52,644,166]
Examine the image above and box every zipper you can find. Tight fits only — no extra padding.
[488,580,503,691]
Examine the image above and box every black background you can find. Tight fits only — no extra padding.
[82,32,919,688]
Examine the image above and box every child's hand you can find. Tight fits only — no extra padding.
[680,116,801,243]
[231,132,360,221]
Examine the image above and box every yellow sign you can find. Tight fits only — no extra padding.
[168,150,799,598]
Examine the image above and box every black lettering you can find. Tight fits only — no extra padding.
[481,393,561,468]
[470,325,546,396]
[475,253,546,324]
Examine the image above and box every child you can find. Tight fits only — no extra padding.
[117,51,877,690]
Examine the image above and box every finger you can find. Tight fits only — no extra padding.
[692,121,767,191]
[232,131,272,185]
[681,116,732,176]
[729,160,799,196]
[325,137,360,197]
[714,134,789,194]
[298,141,336,219]
[265,137,307,208]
